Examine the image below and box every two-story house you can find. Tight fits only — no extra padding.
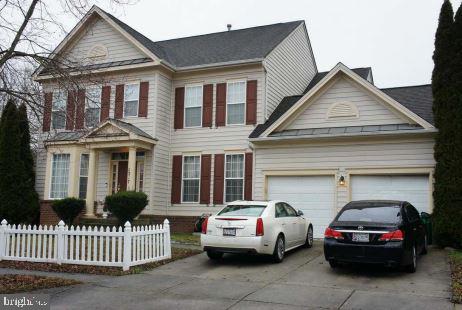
[34,6,435,236]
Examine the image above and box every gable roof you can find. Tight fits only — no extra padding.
[250,66,434,139]
[381,85,433,125]
[104,11,304,69]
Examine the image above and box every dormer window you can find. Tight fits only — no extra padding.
[327,102,359,119]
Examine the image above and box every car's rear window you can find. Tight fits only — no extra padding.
[218,205,266,217]
[336,206,401,223]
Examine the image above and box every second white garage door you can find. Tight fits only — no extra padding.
[351,175,430,213]
[267,175,335,238]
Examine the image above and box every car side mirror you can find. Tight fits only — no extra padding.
[297,210,304,216]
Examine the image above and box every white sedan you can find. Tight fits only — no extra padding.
[200,200,313,262]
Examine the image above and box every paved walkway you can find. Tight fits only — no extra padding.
[6,242,455,309]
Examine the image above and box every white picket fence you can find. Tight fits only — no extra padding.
[0,219,171,271]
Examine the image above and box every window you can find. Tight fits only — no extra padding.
[52,91,67,129]
[225,154,244,202]
[275,203,288,218]
[284,203,297,217]
[218,205,266,217]
[336,206,402,224]
[136,162,144,192]
[182,156,200,203]
[184,85,203,127]
[124,83,139,117]
[79,154,89,199]
[86,87,101,128]
[226,81,246,125]
[50,154,70,199]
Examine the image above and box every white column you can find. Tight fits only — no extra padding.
[85,149,97,217]
[127,146,137,191]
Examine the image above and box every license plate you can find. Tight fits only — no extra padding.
[352,233,369,243]
[223,228,236,236]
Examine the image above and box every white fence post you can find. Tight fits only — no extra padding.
[123,221,132,271]
[163,219,171,259]
[57,221,65,264]
[0,219,7,261]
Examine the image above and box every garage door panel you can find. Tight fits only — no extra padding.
[351,175,430,213]
[268,176,335,238]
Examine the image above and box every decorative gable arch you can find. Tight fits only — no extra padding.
[326,102,359,119]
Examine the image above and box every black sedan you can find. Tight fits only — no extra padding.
[324,200,427,272]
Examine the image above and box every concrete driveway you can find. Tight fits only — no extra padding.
[38,242,452,309]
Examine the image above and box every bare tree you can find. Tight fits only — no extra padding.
[0,0,136,141]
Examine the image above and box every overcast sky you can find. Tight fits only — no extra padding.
[93,0,461,88]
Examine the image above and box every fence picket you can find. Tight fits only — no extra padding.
[0,219,171,270]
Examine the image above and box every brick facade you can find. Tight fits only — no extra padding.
[39,200,61,226]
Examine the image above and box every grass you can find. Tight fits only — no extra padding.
[0,274,81,293]
[449,250,462,303]
[171,233,200,245]
[0,247,201,276]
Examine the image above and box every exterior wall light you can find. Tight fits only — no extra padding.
[338,175,346,186]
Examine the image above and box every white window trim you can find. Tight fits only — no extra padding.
[224,153,245,203]
[51,91,67,130]
[183,84,203,128]
[48,153,70,200]
[79,153,89,199]
[85,86,102,128]
[181,155,201,204]
[123,82,140,118]
[225,80,247,126]
[136,160,145,192]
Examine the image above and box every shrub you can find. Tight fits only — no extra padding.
[51,198,85,226]
[105,191,148,225]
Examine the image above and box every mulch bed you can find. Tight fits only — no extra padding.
[0,274,81,293]
[449,250,462,303]
[0,248,201,276]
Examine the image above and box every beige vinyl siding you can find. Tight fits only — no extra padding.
[264,23,317,118]
[64,16,146,64]
[96,151,110,201]
[35,146,47,200]
[254,137,435,211]
[150,72,172,214]
[286,77,407,130]
[160,68,264,216]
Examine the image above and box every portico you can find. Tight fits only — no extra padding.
[43,119,156,218]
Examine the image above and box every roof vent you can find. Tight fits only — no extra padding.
[327,102,359,119]
[87,44,108,61]
[227,24,232,31]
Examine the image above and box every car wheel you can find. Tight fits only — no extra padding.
[329,260,338,269]
[305,225,314,248]
[272,235,285,263]
[421,235,428,255]
[206,250,224,260]
[406,245,417,273]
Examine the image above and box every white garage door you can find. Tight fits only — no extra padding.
[267,176,335,238]
[351,175,430,213]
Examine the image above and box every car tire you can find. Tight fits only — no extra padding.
[328,260,338,269]
[305,225,314,248]
[421,235,428,255]
[406,245,417,273]
[272,235,285,263]
[206,250,224,260]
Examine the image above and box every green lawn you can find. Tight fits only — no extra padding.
[171,233,200,245]
[449,250,462,303]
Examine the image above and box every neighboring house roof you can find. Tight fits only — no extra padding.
[250,65,434,139]
[381,85,433,125]
[103,11,304,69]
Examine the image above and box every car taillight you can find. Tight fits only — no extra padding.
[324,227,344,240]
[201,217,208,234]
[256,218,264,236]
[379,229,404,242]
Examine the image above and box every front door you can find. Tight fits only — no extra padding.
[117,161,128,192]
